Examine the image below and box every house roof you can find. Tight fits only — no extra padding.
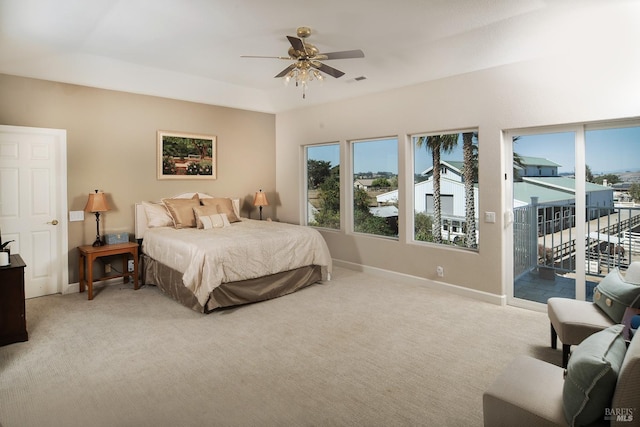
[518,156,562,168]
[421,160,464,177]
[513,181,574,205]
[522,177,610,193]
[354,179,375,187]
[514,177,612,206]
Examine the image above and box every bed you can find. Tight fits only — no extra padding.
[135,192,332,313]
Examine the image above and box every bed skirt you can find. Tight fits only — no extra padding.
[141,253,323,313]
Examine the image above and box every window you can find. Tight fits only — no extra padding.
[412,131,479,249]
[305,144,340,229]
[351,138,398,237]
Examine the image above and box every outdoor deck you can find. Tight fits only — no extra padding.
[514,204,640,304]
[514,270,597,304]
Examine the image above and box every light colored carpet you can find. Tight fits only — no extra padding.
[0,266,559,427]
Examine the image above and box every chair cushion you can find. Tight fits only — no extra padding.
[563,324,627,426]
[593,269,640,323]
[483,355,567,427]
[548,298,614,346]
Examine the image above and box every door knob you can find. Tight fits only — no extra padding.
[48,219,59,225]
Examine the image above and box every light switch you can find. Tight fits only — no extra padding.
[69,210,84,222]
[484,211,496,223]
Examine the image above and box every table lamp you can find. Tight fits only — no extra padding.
[253,189,269,220]
[85,190,111,246]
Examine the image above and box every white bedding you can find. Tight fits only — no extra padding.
[142,219,332,307]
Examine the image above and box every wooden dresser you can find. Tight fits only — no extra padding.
[0,254,28,346]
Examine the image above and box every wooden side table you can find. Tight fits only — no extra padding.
[78,242,139,300]
[0,254,28,346]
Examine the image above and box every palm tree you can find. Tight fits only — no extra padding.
[512,136,525,181]
[416,134,458,243]
[462,132,477,248]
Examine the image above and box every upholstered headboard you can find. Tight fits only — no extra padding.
[134,193,240,240]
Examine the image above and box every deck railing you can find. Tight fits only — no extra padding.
[513,201,640,280]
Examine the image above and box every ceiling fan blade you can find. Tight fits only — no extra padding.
[286,36,305,51]
[274,64,296,78]
[287,36,307,55]
[321,49,365,60]
[241,55,293,60]
[310,61,345,78]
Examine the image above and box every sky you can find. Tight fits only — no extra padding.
[307,139,401,174]
[515,126,640,174]
[306,126,640,176]
[306,136,467,175]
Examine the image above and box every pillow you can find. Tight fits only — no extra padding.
[161,194,200,228]
[142,201,173,228]
[200,213,231,230]
[563,324,627,427]
[200,197,240,223]
[593,268,640,323]
[193,205,221,229]
[625,262,640,285]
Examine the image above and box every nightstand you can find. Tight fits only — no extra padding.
[78,242,139,300]
[0,254,28,346]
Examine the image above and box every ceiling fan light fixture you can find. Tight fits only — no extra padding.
[244,27,364,99]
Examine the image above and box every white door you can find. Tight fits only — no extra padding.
[0,125,68,298]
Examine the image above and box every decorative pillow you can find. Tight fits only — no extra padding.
[193,205,221,229]
[200,213,231,230]
[593,268,640,323]
[563,324,627,427]
[142,201,173,228]
[161,194,200,228]
[625,262,640,285]
[200,197,240,223]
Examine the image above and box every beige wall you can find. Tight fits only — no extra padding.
[275,50,640,299]
[0,74,276,283]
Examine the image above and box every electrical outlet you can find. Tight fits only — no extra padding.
[127,259,134,272]
[105,263,111,273]
[436,266,444,277]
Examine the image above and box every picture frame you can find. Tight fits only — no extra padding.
[157,130,217,180]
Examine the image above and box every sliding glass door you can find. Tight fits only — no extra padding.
[510,122,640,306]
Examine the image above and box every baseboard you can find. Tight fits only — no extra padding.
[64,282,79,295]
[333,259,506,306]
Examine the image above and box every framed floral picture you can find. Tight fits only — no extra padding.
[157,130,216,180]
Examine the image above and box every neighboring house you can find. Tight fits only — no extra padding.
[513,177,614,235]
[378,162,479,242]
[513,155,614,228]
[354,179,375,190]
[420,160,464,183]
[516,156,562,177]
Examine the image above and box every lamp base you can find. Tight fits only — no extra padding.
[92,211,104,246]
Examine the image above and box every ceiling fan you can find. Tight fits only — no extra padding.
[242,27,365,98]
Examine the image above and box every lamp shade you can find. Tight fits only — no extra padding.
[253,190,269,207]
[84,191,110,213]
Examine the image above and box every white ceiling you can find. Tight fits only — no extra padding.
[0,0,633,113]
